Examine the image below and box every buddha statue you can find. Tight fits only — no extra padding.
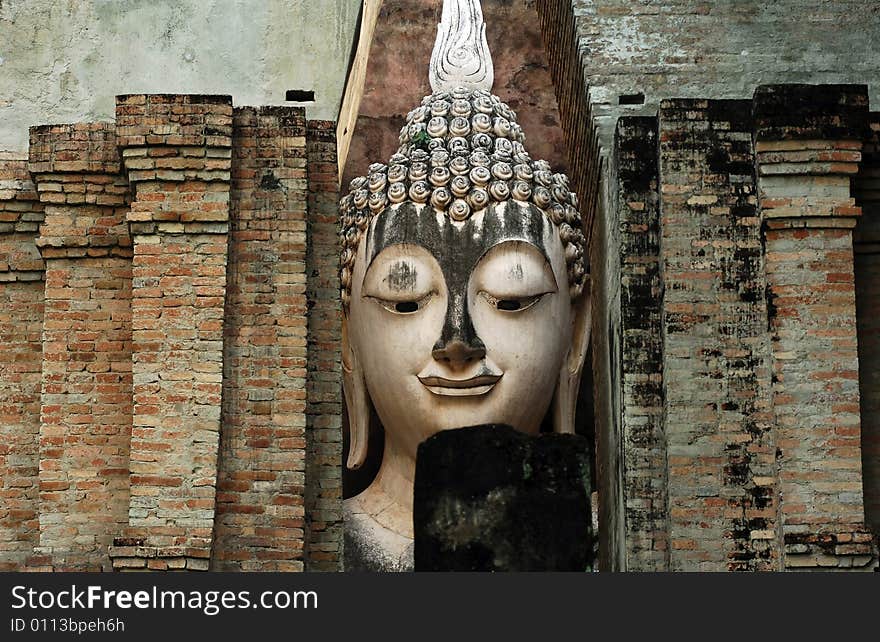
[339,0,591,571]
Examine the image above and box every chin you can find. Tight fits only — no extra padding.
[429,408,543,437]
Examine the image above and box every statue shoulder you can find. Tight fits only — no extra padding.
[343,496,414,572]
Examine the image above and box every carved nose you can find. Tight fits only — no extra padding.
[432,337,486,365]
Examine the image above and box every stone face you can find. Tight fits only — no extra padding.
[413,425,592,571]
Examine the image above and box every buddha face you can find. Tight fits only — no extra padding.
[344,200,581,465]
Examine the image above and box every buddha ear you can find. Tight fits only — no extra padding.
[342,315,371,469]
[552,279,592,434]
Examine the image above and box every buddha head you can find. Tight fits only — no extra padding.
[339,0,590,544]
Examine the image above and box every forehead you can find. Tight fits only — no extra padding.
[365,201,551,269]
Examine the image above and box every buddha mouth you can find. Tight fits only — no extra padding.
[417,373,502,397]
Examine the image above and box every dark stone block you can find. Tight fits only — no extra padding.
[116,93,233,105]
[707,99,754,132]
[413,424,592,572]
[616,116,658,194]
[753,84,869,142]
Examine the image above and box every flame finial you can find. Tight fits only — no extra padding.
[429,0,494,93]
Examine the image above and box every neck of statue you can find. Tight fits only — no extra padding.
[356,437,415,539]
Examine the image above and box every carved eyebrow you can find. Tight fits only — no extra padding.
[474,238,553,273]
[473,239,558,294]
[365,202,553,293]
[362,244,440,300]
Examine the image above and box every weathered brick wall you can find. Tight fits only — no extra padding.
[37,258,132,571]
[854,113,880,538]
[305,121,343,571]
[659,99,778,571]
[536,0,601,247]
[585,83,878,571]
[537,0,880,570]
[757,85,875,569]
[0,281,43,571]
[29,124,132,571]
[0,93,344,572]
[565,0,880,149]
[614,116,667,571]
[0,157,44,278]
[112,95,232,570]
[536,0,610,568]
[0,156,44,570]
[213,106,310,572]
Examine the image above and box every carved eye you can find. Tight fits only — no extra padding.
[395,301,419,313]
[480,292,545,312]
[371,293,434,315]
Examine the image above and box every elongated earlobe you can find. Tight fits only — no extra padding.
[342,318,371,469]
[552,283,592,434]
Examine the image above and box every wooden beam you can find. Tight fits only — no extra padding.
[336,0,383,186]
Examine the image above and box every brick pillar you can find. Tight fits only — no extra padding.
[659,99,779,571]
[854,112,880,540]
[756,84,876,570]
[29,123,133,571]
[304,120,343,571]
[111,95,231,571]
[0,156,45,570]
[213,106,309,571]
[614,116,669,571]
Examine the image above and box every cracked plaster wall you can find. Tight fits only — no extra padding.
[0,0,360,153]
